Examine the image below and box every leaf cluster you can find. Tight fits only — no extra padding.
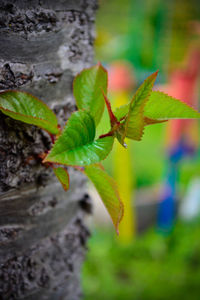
[1,63,200,233]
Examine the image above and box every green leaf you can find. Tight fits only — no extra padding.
[84,164,124,234]
[53,167,69,191]
[121,71,158,141]
[44,110,114,166]
[73,63,108,126]
[114,104,129,121]
[144,91,200,120]
[0,91,59,135]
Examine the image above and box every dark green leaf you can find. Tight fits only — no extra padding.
[0,91,59,134]
[73,63,108,126]
[44,110,114,166]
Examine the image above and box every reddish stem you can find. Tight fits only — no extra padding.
[99,131,114,139]
[50,133,55,144]
[102,91,119,126]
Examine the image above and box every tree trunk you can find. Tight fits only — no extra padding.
[0,1,97,299]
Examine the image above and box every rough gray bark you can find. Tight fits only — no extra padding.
[0,1,97,299]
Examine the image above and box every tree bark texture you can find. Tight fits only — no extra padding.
[0,1,97,299]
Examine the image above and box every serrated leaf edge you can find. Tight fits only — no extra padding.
[121,71,158,141]
[145,91,200,120]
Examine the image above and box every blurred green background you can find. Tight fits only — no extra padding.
[83,219,200,300]
[82,0,200,299]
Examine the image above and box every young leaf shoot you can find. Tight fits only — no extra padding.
[1,63,200,233]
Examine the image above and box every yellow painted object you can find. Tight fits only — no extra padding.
[111,91,136,242]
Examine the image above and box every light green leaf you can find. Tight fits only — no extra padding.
[73,63,108,126]
[122,71,158,141]
[44,110,114,166]
[0,91,59,135]
[84,164,124,234]
[144,91,200,120]
[114,104,129,121]
[53,167,69,191]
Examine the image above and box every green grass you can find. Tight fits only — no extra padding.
[82,220,200,300]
